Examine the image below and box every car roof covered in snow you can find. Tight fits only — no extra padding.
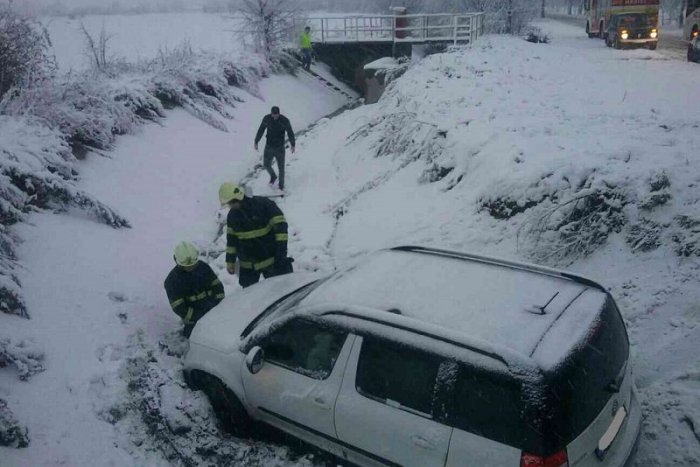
[301,246,608,361]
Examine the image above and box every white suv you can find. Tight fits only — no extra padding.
[184,246,642,467]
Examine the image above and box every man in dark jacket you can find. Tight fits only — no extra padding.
[254,106,295,191]
[219,182,293,288]
[164,242,225,338]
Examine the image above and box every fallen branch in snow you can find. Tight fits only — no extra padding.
[0,338,45,381]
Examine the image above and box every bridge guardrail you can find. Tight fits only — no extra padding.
[295,13,484,45]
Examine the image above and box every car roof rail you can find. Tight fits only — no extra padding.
[390,245,607,293]
[321,310,509,366]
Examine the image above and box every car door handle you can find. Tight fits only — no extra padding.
[411,435,435,450]
[311,396,331,410]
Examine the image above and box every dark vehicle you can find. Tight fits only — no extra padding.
[606,13,658,50]
[689,35,700,62]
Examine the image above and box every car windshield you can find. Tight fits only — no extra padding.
[617,14,651,27]
[241,277,329,338]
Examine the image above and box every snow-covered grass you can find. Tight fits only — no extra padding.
[43,12,244,72]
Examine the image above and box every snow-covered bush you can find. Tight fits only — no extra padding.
[524,26,550,44]
[0,337,45,380]
[0,5,54,99]
[0,116,129,316]
[518,183,628,264]
[672,215,700,257]
[347,112,445,172]
[1,44,273,158]
[627,218,665,252]
[0,399,29,448]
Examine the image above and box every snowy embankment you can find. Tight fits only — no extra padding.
[2,14,699,466]
[0,16,350,464]
[242,21,698,466]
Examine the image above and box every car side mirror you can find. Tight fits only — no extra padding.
[246,346,265,375]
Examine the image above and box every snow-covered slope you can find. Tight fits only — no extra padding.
[0,65,349,465]
[244,21,700,466]
[3,16,699,467]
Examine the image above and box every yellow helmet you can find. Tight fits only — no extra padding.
[219,182,245,205]
[174,242,199,268]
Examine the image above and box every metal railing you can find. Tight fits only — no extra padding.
[296,13,485,45]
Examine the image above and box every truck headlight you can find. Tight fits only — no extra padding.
[621,30,629,40]
[650,29,657,39]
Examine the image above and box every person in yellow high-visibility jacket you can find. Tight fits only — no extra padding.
[300,26,312,71]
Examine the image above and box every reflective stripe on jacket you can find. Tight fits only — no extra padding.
[226,196,288,271]
[164,261,224,325]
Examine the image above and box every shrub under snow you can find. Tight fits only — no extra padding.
[0,116,130,317]
[0,337,45,380]
[0,45,279,317]
[0,398,29,448]
[0,5,54,99]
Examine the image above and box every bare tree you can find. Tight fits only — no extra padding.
[238,0,298,59]
[458,0,536,33]
[79,22,115,75]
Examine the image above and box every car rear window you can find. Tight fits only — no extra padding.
[540,296,629,451]
[449,366,540,451]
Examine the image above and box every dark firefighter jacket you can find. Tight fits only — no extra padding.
[226,196,288,271]
[255,114,295,149]
[164,261,224,326]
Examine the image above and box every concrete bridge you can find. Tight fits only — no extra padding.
[293,12,485,101]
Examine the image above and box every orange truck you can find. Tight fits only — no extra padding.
[584,0,659,39]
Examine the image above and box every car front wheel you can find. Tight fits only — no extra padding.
[648,42,657,50]
[200,373,252,437]
[689,44,696,62]
[614,37,622,49]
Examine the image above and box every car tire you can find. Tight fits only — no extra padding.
[689,45,696,62]
[648,43,657,51]
[606,36,612,47]
[614,37,622,50]
[200,374,252,437]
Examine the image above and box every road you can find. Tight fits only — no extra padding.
[545,12,689,61]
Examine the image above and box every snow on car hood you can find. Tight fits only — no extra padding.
[188,272,321,353]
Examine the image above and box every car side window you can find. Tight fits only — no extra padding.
[264,319,347,380]
[355,337,441,417]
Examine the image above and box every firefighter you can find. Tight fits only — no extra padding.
[219,182,293,288]
[164,242,225,338]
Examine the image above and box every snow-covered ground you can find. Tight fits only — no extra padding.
[0,64,349,465]
[43,12,243,71]
[2,15,700,467]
